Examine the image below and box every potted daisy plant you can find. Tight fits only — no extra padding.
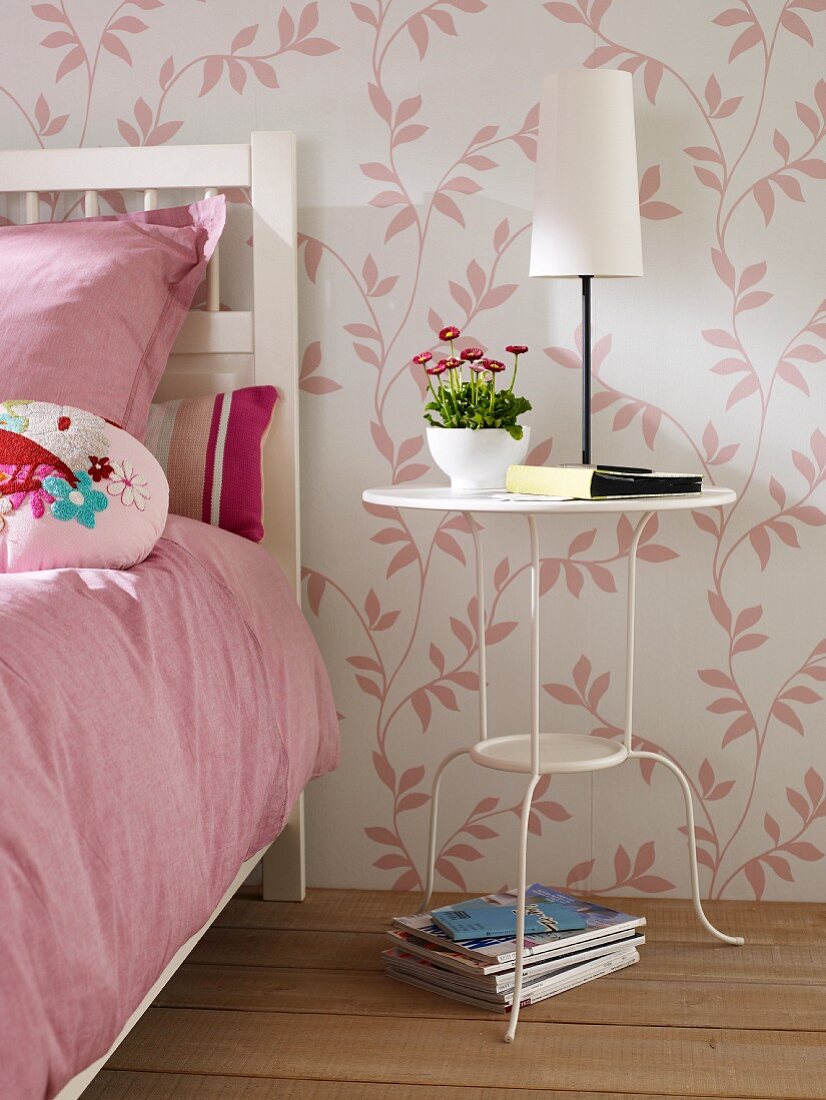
[412,325,532,490]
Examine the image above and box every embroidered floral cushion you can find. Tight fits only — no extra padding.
[0,400,168,572]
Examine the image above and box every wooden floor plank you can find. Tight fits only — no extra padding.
[86,1070,731,1100]
[105,1007,826,1098]
[218,891,825,945]
[157,961,826,1032]
[190,926,826,985]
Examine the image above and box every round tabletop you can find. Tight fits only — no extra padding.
[362,485,736,515]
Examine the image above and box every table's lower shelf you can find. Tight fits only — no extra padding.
[469,733,628,775]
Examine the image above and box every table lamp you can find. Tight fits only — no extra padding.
[530,69,643,465]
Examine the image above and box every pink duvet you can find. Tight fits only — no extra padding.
[0,515,339,1099]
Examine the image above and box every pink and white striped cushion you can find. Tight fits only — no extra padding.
[145,386,277,542]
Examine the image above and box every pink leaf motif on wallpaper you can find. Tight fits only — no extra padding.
[585,44,623,68]
[745,859,765,899]
[299,235,323,283]
[451,615,473,651]
[433,192,465,228]
[643,60,663,105]
[778,360,810,395]
[526,436,553,466]
[703,328,739,349]
[726,373,760,410]
[102,32,133,66]
[303,569,326,616]
[544,2,586,23]
[639,164,682,219]
[33,94,68,137]
[117,119,140,146]
[435,530,466,565]
[56,45,86,82]
[110,16,148,34]
[436,857,467,891]
[199,57,224,97]
[300,340,341,394]
[365,825,403,848]
[729,24,762,62]
[796,99,820,138]
[702,420,740,466]
[368,82,392,123]
[31,3,69,21]
[736,290,773,313]
[713,8,751,26]
[373,852,407,870]
[610,843,674,893]
[412,689,432,732]
[695,166,723,193]
[385,206,417,243]
[711,247,735,290]
[361,162,397,183]
[566,859,594,887]
[545,346,581,370]
[159,54,174,90]
[231,24,258,52]
[781,9,815,45]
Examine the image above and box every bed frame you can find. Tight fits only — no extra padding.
[0,132,305,1096]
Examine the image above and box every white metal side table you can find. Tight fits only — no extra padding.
[362,485,744,1042]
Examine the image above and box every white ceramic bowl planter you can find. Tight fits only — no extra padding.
[427,426,531,491]
[413,327,533,491]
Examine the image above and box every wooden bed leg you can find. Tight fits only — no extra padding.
[262,793,306,901]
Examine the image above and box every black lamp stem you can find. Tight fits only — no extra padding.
[581,274,592,466]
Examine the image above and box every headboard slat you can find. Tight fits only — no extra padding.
[0,143,251,191]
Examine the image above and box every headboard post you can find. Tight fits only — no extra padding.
[251,131,300,598]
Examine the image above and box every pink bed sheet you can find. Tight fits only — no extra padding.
[0,515,339,1099]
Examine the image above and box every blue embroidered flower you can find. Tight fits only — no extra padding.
[0,410,27,434]
[42,470,108,529]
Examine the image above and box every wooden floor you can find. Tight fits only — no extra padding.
[86,889,826,1099]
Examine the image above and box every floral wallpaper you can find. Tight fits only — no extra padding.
[2,0,824,900]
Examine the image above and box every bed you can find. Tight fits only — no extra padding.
[0,133,340,1099]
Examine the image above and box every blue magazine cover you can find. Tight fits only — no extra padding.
[432,901,587,942]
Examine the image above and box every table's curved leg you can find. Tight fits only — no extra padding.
[418,748,471,915]
[628,749,744,946]
[505,516,543,1043]
[463,511,487,742]
[504,773,542,1044]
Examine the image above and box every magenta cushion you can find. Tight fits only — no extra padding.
[0,196,225,440]
[145,385,277,542]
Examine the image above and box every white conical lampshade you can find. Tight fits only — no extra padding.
[530,69,643,278]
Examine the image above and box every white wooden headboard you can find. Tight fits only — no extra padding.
[0,132,304,903]
[0,130,300,595]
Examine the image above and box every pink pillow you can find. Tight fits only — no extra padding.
[0,197,225,440]
[145,386,277,542]
[0,399,168,572]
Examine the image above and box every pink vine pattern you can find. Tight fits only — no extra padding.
[1,0,824,898]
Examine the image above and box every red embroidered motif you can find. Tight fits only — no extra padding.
[88,456,114,482]
[0,428,77,493]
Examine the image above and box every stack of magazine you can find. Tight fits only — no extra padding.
[383,884,645,1014]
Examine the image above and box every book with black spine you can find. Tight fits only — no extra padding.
[506,463,702,500]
